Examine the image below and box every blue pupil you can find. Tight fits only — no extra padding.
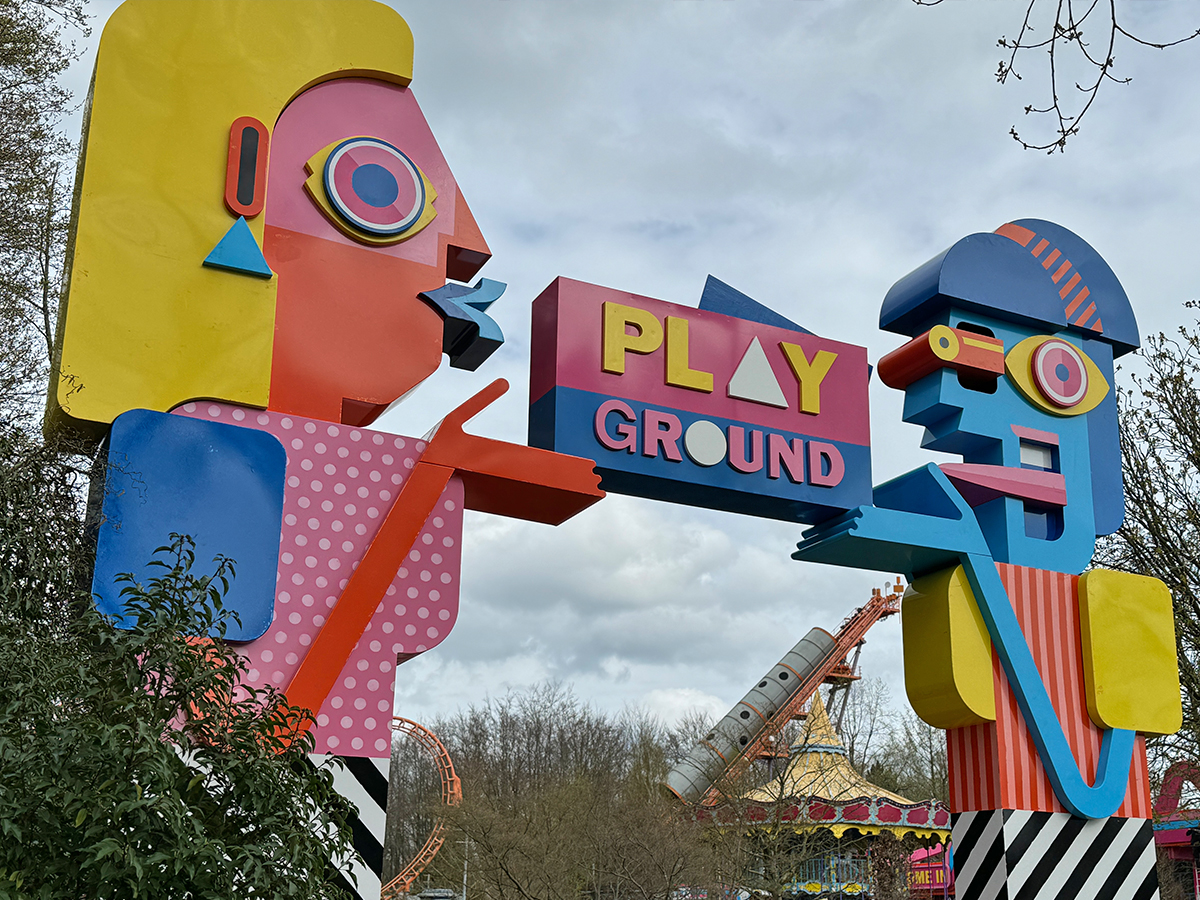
[351,163,400,208]
[1055,363,1071,382]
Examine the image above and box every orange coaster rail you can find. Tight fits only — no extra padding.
[381,717,463,899]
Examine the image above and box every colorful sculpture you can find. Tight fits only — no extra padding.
[794,220,1179,900]
[52,4,603,893]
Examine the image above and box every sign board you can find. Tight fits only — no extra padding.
[529,277,871,522]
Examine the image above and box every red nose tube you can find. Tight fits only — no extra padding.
[877,324,1005,389]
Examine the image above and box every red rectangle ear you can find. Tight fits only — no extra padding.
[877,325,1005,389]
[224,116,269,218]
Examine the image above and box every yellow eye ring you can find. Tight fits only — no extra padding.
[302,136,438,246]
[1005,335,1109,416]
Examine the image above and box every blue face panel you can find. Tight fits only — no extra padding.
[894,309,1102,573]
[91,409,286,642]
[797,221,1142,821]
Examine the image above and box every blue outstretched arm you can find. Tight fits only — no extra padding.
[795,463,1135,819]
[794,465,988,575]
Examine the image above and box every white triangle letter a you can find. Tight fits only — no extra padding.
[727,337,788,408]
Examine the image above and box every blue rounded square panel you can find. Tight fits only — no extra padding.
[92,409,286,642]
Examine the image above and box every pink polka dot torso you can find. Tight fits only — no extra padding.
[174,402,464,755]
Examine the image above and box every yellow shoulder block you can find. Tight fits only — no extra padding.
[902,565,996,729]
[1078,568,1181,735]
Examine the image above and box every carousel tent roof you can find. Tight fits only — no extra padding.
[740,691,913,807]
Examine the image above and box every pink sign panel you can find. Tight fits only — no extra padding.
[528,277,872,522]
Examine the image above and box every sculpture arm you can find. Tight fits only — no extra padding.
[793,464,989,579]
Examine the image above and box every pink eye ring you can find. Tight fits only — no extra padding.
[322,137,425,237]
[1032,339,1088,408]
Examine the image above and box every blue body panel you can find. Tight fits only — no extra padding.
[91,409,286,642]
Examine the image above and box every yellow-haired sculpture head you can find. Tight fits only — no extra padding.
[49,0,492,442]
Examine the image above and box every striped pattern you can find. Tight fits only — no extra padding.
[321,754,391,900]
[952,809,1008,900]
[953,810,1158,900]
[947,565,1150,816]
[995,223,1102,333]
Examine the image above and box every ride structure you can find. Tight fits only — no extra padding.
[381,719,462,900]
[667,580,904,807]
[668,582,950,898]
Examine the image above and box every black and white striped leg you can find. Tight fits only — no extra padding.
[952,810,1158,900]
[319,754,391,900]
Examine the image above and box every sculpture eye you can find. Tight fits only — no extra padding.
[1031,339,1088,408]
[303,136,438,245]
[324,137,424,236]
[1005,335,1109,416]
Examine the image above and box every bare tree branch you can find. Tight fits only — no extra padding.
[915,0,1200,152]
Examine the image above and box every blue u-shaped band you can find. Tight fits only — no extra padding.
[961,553,1136,819]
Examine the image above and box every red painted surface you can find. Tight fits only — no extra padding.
[876,804,902,823]
[1151,761,1200,851]
[1155,761,1200,815]
[946,564,1151,816]
[876,326,1004,390]
[419,379,605,526]
[224,116,269,218]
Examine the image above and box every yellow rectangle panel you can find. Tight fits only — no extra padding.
[902,565,996,730]
[1078,569,1181,735]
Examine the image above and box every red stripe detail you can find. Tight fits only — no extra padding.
[1064,286,1090,319]
[1073,302,1098,327]
[1042,248,1061,269]
[1051,260,1072,284]
[1090,317,1103,332]
[1031,238,1050,258]
[1058,273,1082,299]
[946,563,1153,815]
[996,222,1036,246]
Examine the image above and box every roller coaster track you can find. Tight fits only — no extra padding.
[380,717,463,899]
[699,579,904,806]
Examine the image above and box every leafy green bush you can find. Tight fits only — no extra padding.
[0,424,357,899]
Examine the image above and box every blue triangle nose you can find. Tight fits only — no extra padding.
[203,216,274,279]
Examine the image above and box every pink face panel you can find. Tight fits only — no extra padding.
[262,77,492,424]
[265,77,460,263]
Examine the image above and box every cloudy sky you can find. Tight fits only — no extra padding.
[68,2,1200,727]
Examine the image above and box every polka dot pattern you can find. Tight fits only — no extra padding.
[175,402,464,756]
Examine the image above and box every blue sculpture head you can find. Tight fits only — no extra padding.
[877,220,1137,574]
